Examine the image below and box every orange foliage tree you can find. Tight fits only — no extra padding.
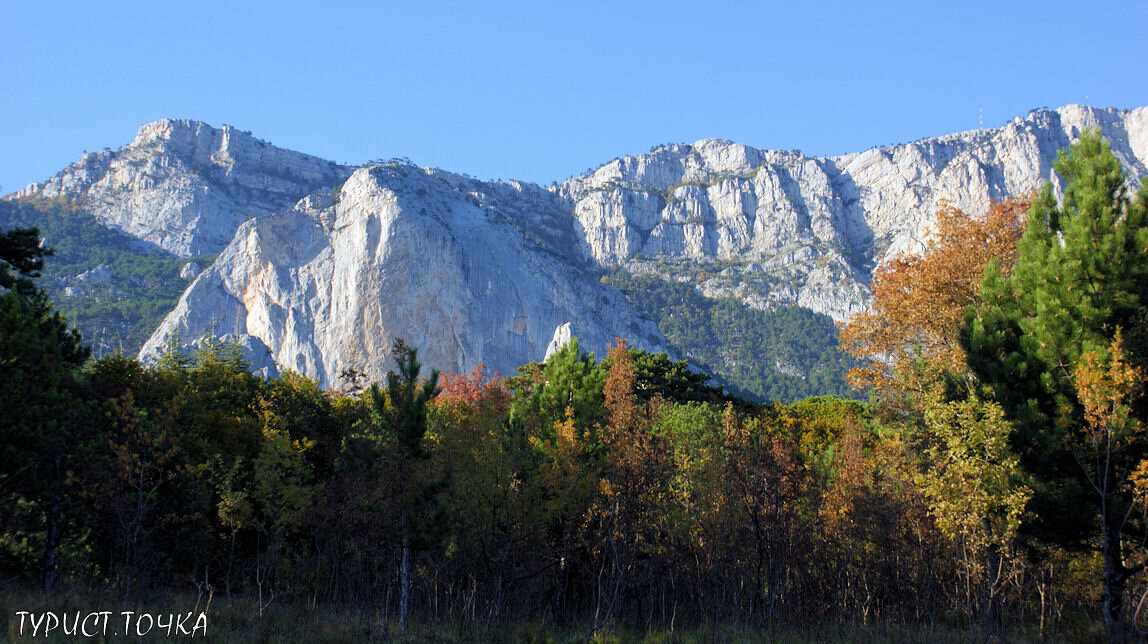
[839,197,1029,400]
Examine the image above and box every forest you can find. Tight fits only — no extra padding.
[1,132,1147,641]
[605,270,859,402]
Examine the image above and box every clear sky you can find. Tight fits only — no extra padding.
[3,1,1146,193]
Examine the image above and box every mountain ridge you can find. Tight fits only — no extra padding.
[7,105,1147,396]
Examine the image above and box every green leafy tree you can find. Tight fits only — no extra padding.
[626,348,735,406]
[0,226,49,298]
[0,225,87,364]
[919,393,1030,634]
[964,131,1148,641]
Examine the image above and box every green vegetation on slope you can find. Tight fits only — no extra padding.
[0,198,214,356]
[606,270,859,402]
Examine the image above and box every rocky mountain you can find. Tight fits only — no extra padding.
[560,105,1148,321]
[14,119,353,257]
[9,105,1148,394]
[139,163,668,386]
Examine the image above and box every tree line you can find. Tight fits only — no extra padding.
[1,131,1146,640]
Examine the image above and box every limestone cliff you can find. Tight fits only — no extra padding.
[557,105,1148,321]
[140,164,668,385]
[22,105,1145,390]
[15,119,353,257]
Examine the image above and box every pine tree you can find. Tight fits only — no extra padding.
[964,131,1148,641]
[0,226,90,591]
[365,339,440,630]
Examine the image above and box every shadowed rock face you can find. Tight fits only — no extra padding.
[140,165,668,385]
[18,119,353,257]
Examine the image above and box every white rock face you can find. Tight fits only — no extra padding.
[20,119,353,257]
[141,165,668,386]
[75,264,112,283]
[79,105,1148,386]
[556,105,1148,321]
[179,262,200,279]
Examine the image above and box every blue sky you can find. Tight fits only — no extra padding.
[3,1,1146,193]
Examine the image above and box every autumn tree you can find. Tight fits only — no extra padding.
[964,131,1148,641]
[839,197,1027,403]
[429,364,542,621]
[591,340,670,632]
[839,199,1033,630]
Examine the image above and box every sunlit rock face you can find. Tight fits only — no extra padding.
[140,165,668,385]
[18,119,353,257]
[557,105,1148,321]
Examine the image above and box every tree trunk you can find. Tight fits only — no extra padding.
[400,507,411,630]
[44,497,60,593]
[43,455,62,594]
[1102,513,1130,643]
[983,531,1003,636]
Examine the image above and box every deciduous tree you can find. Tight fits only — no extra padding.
[840,197,1027,402]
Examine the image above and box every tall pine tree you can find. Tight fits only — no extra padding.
[365,339,440,630]
[964,131,1148,641]
[0,226,90,591]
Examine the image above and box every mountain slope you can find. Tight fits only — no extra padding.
[0,198,205,356]
[10,105,1148,398]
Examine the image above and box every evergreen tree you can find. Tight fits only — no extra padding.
[364,339,440,630]
[963,131,1148,641]
[0,226,90,591]
[507,338,606,438]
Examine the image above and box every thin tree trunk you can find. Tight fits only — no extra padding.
[1102,514,1129,643]
[43,454,62,593]
[400,507,411,630]
[44,497,60,593]
[983,534,1003,636]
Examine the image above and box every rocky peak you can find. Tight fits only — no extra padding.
[129,119,249,177]
[33,104,1147,391]
[552,105,1148,322]
[17,119,354,257]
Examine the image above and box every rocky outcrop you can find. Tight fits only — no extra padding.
[16,119,353,257]
[545,322,574,361]
[140,164,667,386]
[557,105,1148,320]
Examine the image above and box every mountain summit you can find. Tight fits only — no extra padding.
[16,119,353,256]
[556,105,1148,321]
